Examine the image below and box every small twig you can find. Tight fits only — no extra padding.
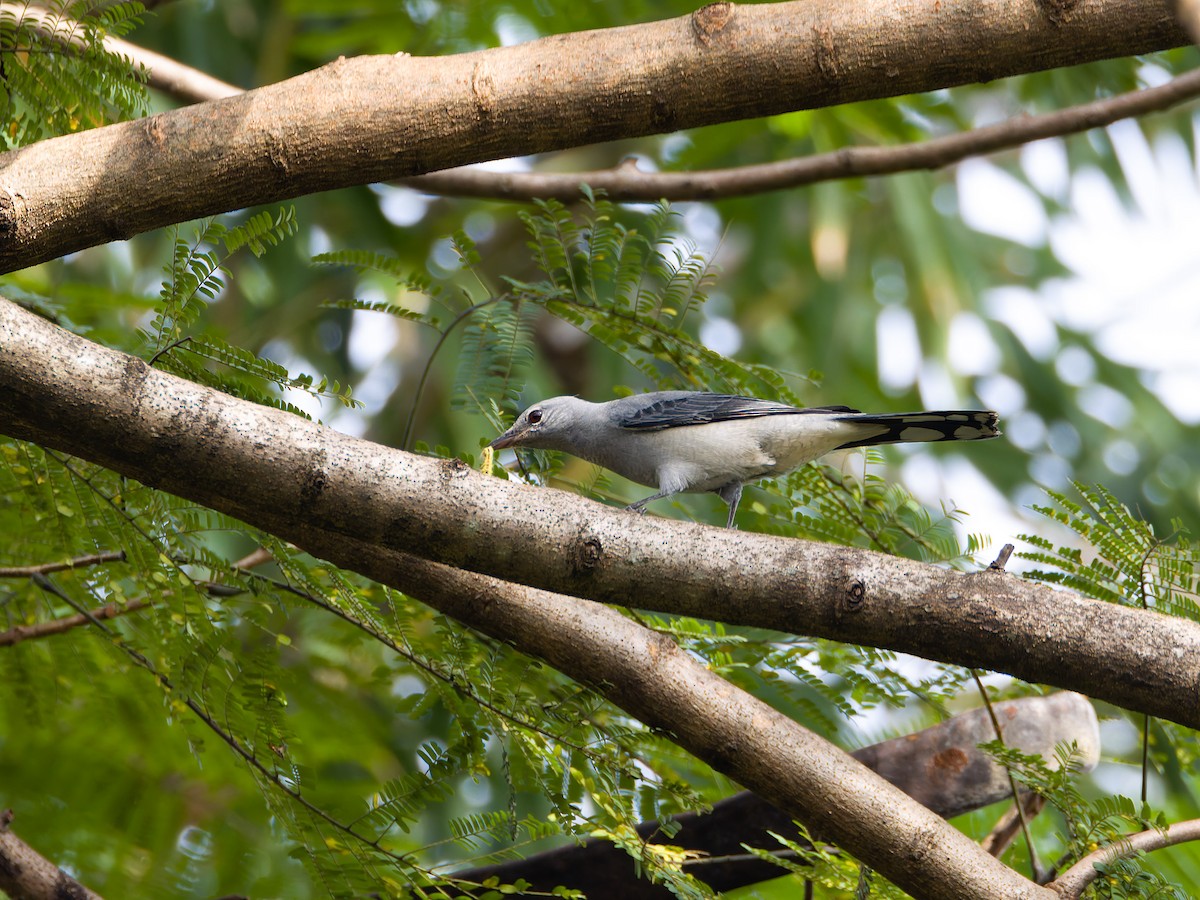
[401,296,503,450]
[0,550,125,578]
[1050,817,1200,897]
[232,546,274,570]
[0,598,151,647]
[147,334,193,367]
[397,69,1200,202]
[988,543,1015,572]
[0,544,275,647]
[970,669,1042,880]
[981,793,1047,859]
[681,849,802,866]
[0,550,275,648]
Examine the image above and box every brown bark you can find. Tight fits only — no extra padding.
[1049,818,1200,896]
[0,810,103,900]
[0,0,1187,273]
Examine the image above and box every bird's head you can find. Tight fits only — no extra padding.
[488,396,585,452]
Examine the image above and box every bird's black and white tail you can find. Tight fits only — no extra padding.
[833,410,1000,450]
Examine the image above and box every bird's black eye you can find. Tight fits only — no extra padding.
[527,409,543,425]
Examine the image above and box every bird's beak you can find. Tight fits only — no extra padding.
[488,424,525,450]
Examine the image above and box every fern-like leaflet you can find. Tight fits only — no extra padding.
[144,208,361,415]
[0,1,149,148]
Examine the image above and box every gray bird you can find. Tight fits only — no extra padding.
[489,391,1000,528]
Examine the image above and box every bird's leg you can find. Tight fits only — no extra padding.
[625,489,677,515]
[717,483,743,530]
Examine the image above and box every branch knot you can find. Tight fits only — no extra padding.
[691,2,734,46]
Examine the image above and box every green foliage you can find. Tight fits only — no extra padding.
[1012,491,1200,897]
[0,1,148,148]
[0,188,1005,898]
[981,743,1189,899]
[511,191,806,402]
[1020,482,1200,621]
[740,826,909,900]
[321,193,813,441]
[145,209,361,417]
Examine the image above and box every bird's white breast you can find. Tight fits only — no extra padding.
[624,414,861,493]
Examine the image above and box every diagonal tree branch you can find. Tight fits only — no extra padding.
[1,296,1197,729]
[0,809,103,900]
[1049,818,1200,897]
[0,0,1188,273]
[283,526,1052,899]
[455,693,1097,897]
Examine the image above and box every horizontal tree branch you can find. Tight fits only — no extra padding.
[1049,817,1200,897]
[455,693,1096,897]
[1,297,1196,728]
[0,0,1188,272]
[67,7,1200,205]
[0,296,1197,728]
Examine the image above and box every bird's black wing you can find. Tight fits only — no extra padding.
[616,393,859,431]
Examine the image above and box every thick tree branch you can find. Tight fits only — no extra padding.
[283,528,1051,899]
[0,809,103,900]
[0,0,1188,272]
[1049,818,1200,897]
[0,297,1196,729]
[56,4,1200,205]
[454,694,1096,897]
